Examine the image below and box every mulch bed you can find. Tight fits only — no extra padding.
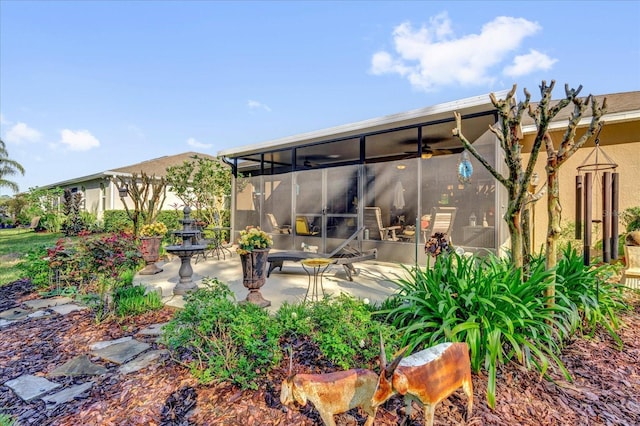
[1,280,639,425]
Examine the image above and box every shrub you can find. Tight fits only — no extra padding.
[305,294,399,370]
[103,210,134,233]
[554,245,626,346]
[17,246,51,287]
[157,210,181,233]
[162,278,281,389]
[382,252,568,408]
[621,206,640,232]
[75,232,141,278]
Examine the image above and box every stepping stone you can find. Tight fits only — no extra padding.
[27,310,52,319]
[23,297,74,310]
[0,307,31,321]
[137,322,169,336]
[3,374,61,402]
[89,336,132,351]
[41,382,93,409]
[49,303,86,315]
[48,355,108,377]
[0,318,15,328]
[91,339,150,364]
[118,349,169,375]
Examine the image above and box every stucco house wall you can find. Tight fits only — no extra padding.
[44,152,216,220]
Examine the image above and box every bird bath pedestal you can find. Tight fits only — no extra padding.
[165,206,206,295]
[166,246,207,294]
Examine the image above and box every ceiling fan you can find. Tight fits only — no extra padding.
[401,136,463,157]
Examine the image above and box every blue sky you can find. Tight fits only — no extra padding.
[1,0,639,196]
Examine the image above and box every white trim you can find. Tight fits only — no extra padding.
[521,110,640,134]
[218,90,509,157]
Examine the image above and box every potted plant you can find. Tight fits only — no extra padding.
[237,226,273,307]
[139,222,168,275]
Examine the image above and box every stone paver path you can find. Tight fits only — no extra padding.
[1,296,169,412]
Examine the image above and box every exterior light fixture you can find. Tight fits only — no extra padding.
[118,185,129,198]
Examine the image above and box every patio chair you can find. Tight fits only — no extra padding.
[266,213,291,234]
[364,207,401,241]
[296,216,319,236]
[267,226,377,281]
[422,206,457,243]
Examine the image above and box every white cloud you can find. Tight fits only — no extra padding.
[187,137,213,149]
[59,129,100,151]
[248,100,272,112]
[371,13,552,91]
[503,49,558,77]
[4,122,42,144]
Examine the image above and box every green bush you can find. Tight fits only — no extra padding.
[382,252,569,408]
[621,206,640,232]
[17,246,51,287]
[103,210,133,233]
[157,210,181,233]
[163,280,399,389]
[162,278,281,389]
[75,232,141,278]
[305,294,400,370]
[0,412,16,426]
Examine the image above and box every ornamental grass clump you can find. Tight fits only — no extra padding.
[236,226,272,255]
[381,252,568,408]
[139,222,168,237]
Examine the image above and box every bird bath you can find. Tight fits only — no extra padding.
[165,206,206,295]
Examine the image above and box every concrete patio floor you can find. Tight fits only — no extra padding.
[133,251,409,312]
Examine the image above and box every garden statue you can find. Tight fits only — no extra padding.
[371,340,473,426]
[280,351,379,426]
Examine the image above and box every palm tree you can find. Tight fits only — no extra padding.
[0,138,25,193]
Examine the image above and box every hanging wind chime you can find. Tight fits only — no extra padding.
[575,125,619,265]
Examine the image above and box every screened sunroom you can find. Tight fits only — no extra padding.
[219,92,509,265]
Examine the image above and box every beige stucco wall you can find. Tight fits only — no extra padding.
[55,179,186,221]
[523,140,640,252]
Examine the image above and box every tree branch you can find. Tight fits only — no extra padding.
[452,111,509,188]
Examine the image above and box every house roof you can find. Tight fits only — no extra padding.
[218,90,509,158]
[110,152,217,176]
[520,91,640,149]
[46,151,217,188]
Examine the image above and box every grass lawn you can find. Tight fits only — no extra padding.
[0,228,63,286]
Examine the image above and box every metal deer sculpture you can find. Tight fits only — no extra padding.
[279,349,379,426]
[371,340,473,426]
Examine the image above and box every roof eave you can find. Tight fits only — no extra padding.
[520,110,640,134]
[44,171,132,189]
[218,90,507,158]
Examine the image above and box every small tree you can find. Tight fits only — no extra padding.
[61,188,83,236]
[166,155,233,226]
[116,172,167,236]
[541,91,605,305]
[23,186,64,231]
[454,81,606,307]
[453,81,585,271]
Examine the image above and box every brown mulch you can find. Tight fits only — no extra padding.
[1,280,639,426]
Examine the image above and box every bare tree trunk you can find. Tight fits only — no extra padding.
[545,164,561,302]
[542,91,607,308]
